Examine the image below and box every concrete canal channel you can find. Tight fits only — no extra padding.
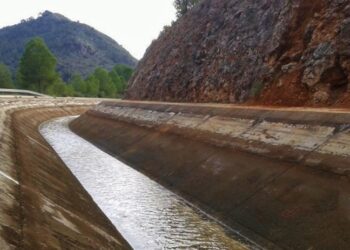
[1,98,350,249]
[40,116,251,249]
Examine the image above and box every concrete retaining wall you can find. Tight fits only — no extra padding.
[88,101,350,176]
[71,101,350,250]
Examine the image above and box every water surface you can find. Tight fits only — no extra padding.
[40,116,252,250]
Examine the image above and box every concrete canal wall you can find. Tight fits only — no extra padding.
[0,99,131,249]
[71,100,350,250]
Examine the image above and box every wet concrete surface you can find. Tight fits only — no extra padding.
[70,101,350,249]
[41,116,252,250]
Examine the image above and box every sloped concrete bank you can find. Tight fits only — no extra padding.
[71,101,350,250]
[0,100,130,249]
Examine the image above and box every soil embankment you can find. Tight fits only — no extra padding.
[0,99,131,249]
[71,100,350,250]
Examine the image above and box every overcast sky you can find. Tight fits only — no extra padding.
[0,0,176,59]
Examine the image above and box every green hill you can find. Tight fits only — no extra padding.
[0,11,137,80]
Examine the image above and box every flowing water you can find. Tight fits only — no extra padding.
[40,116,253,250]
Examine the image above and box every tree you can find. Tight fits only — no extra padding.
[46,81,66,96]
[46,79,75,97]
[64,84,75,96]
[17,37,59,92]
[85,75,99,97]
[93,68,116,98]
[109,70,125,94]
[109,64,133,96]
[69,74,87,96]
[174,0,201,17]
[112,64,133,82]
[0,63,15,88]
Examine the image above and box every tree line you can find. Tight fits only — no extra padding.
[0,37,133,97]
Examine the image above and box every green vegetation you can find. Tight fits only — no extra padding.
[109,65,132,93]
[67,66,132,98]
[4,37,133,97]
[0,11,137,80]
[17,37,59,92]
[69,74,87,96]
[174,0,201,17]
[93,68,116,98]
[46,80,73,97]
[0,63,15,88]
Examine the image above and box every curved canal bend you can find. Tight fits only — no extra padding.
[40,117,255,250]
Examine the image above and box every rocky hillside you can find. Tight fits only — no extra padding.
[0,11,137,80]
[126,0,350,107]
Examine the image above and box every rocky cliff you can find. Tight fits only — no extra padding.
[126,0,350,106]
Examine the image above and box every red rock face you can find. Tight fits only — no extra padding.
[126,0,350,106]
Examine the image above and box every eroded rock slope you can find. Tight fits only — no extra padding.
[126,0,350,106]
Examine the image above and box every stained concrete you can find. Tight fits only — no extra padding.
[0,98,131,249]
[71,100,350,250]
[90,101,350,176]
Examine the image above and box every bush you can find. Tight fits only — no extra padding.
[0,63,15,88]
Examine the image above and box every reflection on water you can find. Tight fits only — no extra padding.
[40,117,252,250]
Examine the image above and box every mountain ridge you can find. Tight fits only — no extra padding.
[0,11,137,80]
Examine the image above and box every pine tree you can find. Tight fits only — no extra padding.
[109,64,133,95]
[93,68,116,98]
[17,37,59,93]
[69,74,87,96]
[112,64,133,82]
[85,75,100,97]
